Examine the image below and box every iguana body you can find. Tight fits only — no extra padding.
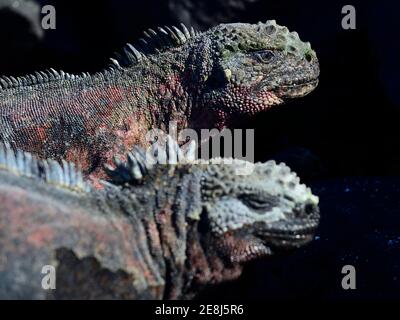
[0,139,319,299]
[0,21,319,180]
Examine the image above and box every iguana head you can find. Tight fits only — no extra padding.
[194,21,319,127]
[199,159,319,264]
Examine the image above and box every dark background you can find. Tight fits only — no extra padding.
[0,0,399,299]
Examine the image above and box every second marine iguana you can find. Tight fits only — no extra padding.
[0,20,319,179]
[0,138,319,299]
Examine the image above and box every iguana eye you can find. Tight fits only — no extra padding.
[240,194,275,211]
[253,50,275,63]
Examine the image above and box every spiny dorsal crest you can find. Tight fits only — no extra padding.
[104,136,196,184]
[111,23,200,68]
[0,69,91,90]
[104,136,257,184]
[0,24,199,89]
[0,142,90,192]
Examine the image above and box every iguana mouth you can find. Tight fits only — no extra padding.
[254,232,315,256]
[254,78,319,102]
[257,220,319,249]
[263,233,315,251]
[261,77,319,99]
[278,79,319,98]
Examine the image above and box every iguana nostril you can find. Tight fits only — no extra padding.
[305,51,313,63]
[304,203,315,215]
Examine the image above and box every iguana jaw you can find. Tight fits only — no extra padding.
[272,78,319,99]
[256,216,319,251]
[206,80,319,130]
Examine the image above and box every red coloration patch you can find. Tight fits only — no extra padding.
[88,175,105,189]
[27,226,55,248]
[0,184,166,298]
[222,84,283,116]
[36,127,47,143]
[65,147,91,173]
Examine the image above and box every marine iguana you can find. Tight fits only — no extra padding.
[0,138,319,299]
[0,20,319,180]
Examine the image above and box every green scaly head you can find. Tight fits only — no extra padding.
[191,20,319,126]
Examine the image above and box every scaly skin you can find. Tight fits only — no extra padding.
[0,139,319,299]
[0,21,319,180]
